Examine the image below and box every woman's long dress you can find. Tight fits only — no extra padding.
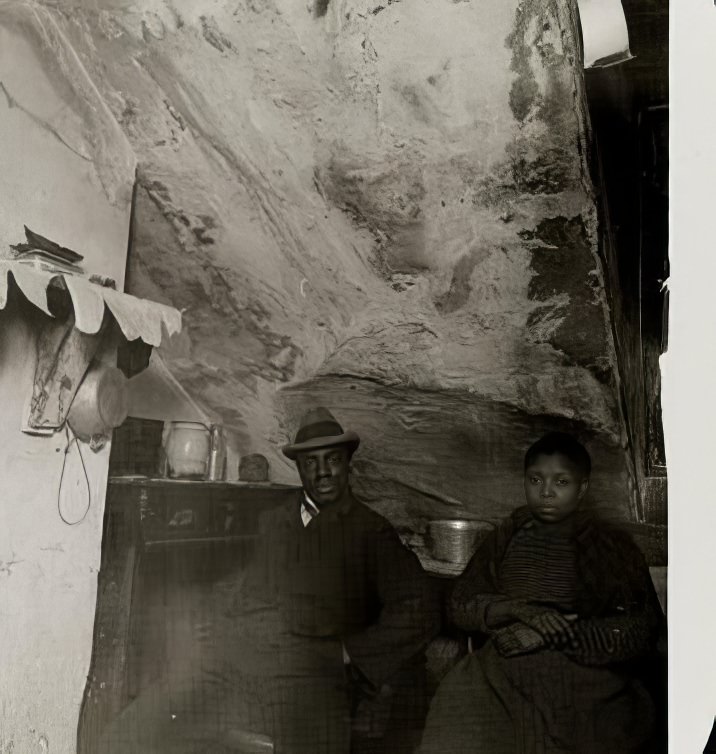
[418,508,663,754]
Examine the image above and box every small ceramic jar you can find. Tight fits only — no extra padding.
[163,421,210,479]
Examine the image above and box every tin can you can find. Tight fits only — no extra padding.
[427,519,494,567]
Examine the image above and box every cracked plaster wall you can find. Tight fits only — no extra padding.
[8,0,634,532]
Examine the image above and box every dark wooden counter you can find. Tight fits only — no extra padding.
[77,477,300,753]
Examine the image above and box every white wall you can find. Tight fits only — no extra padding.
[0,304,114,753]
[0,5,134,285]
[0,5,135,751]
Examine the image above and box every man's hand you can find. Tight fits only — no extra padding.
[346,662,377,703]
[350,681,395,739]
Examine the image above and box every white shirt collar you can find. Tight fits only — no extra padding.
[300,493,320,527]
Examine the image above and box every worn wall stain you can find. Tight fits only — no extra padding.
[524,215,611,381]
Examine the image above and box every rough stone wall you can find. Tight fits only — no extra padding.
[25,0,631,530]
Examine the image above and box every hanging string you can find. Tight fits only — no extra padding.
[57,423,92,526]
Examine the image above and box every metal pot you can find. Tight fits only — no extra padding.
[67,365,129,442]
[427,519,494,567]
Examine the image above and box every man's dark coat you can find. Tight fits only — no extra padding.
[228,489,441,753]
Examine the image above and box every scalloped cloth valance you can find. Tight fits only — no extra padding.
[0,260,182,434]
[0,260,181,346]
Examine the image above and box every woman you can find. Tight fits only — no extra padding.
[419,433,665,754]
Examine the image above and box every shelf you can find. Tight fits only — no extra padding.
[109,476,298,491]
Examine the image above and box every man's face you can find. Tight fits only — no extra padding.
[296,445,351,506]
[524,452,589,524]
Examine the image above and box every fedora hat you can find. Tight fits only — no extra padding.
[282,407,360,460]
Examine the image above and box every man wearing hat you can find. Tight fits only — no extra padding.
[232,406,441,754]
[96,408,439,754]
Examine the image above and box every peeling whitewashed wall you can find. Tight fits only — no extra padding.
[0,5,135,750]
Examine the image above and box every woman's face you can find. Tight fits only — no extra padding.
[524,452,589,523]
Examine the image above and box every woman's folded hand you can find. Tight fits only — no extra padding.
[511,604,579,648]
